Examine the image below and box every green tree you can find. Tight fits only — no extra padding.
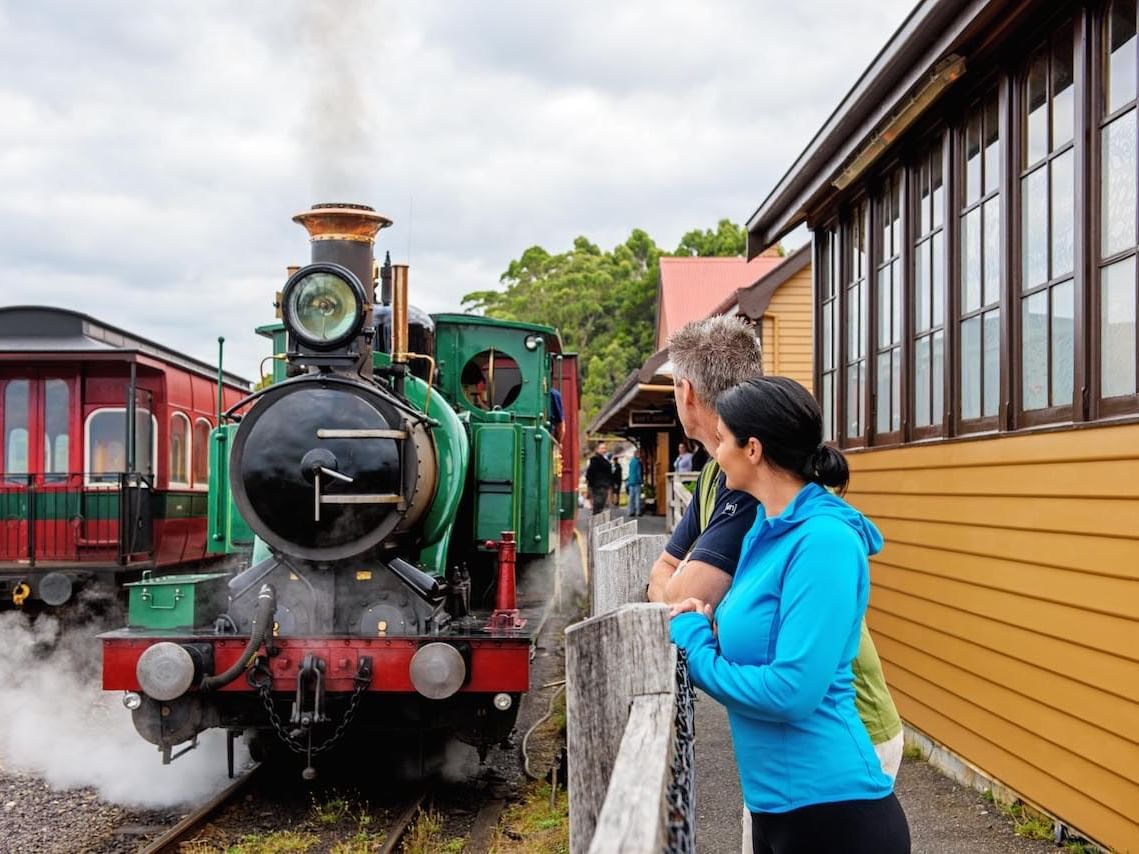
[463,220,746,425]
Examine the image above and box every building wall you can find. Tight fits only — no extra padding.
[846,423,1139,850]
[760,265,813,392]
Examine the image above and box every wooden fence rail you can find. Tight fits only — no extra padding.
[567,511,689,853]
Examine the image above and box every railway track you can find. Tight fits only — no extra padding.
[138,764,264,854]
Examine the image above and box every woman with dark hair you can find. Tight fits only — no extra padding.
[669,376,910,854]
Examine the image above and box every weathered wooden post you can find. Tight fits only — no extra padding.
[593,533,667,617]
[589,521,639,615]
[565,603,674,854]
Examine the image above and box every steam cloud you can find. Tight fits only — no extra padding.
[300,0,382,202]
[0,610,241,807]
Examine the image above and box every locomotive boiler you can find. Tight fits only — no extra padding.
[100,204,580,776]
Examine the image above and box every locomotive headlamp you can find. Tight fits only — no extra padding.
[524,334,541,351]
[282,263,366,350]
[493,693,513,711]
[122,691,142,710]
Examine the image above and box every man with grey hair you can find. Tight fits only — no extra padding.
[648,315,903,852]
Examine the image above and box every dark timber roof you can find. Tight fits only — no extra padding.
[0,306,251,387]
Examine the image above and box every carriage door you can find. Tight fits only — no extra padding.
[1,371,78,562]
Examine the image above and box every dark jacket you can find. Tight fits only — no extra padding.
[585,453,612,489]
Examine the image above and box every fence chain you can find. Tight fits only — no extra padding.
[664,649,697,853]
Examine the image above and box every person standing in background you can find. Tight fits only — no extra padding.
[611,453,623,507]
[625,447,643,517]
[585,441,612,515]
[674,441,694,473]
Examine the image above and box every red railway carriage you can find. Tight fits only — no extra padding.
[0,306,249,607]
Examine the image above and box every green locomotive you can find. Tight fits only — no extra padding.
[102,203,580,774]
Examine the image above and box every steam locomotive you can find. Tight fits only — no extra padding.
[100,204,580,776]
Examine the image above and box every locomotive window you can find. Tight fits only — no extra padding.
[4,380,29,479]
[460,350,523,411]
[170,412,190,487]
[192,418,211,486]
[85,408,157,485]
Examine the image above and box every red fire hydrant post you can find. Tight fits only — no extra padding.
[487,531,526,630]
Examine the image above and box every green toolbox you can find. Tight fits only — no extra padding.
[125,571,230,629]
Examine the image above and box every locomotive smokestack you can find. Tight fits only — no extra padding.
[292,203,392,302]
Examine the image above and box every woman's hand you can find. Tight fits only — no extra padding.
[669,597,713,621]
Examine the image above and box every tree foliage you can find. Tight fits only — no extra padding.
[461,220,747,424]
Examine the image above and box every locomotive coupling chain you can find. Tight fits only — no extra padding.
[252,656,373,758]
[665,649,697,854]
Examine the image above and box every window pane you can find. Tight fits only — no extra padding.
[877,267,891,348]
[932,330,944,425]
[848,285,861,360]
[932,153,944,230]
[964,207,982,312]
[966,112,982,204]
[891,259,902,345]
[193,420,211,484]
[4,380,29,476]
[89,411,126,480]
[854,207,867,277]
[170,415,188,483]
[1052,24,1075,148]
[984,95,1000,196]
[1052,150,1074,278]
[822,373,835,442]
[822,301,834,370]
[891,347,901,432]
[932,232,945,328]
[876,352,892,434]
[915,336,931,427]
[859,278,868,358]
[1108,0,1138,114]
[1026,48,1049,165]
[1051,280,1075,406]
[820,235,833,299]
[962,317,982,420]
[982,198,1001,306]
[1102,110,1138,258]
[1102,257,1137,397]
[847,363,863,437]
[915,241,929,333]
[1022,168,1049,289]
[919,161,931,235]
[983,310,1000,418]
[1023,291,1049,410]
[891,176,902,253]
[43,380,69,475]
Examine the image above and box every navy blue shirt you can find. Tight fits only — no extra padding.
[665,465,759,576]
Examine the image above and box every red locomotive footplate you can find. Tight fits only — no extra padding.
[102,635,530,694]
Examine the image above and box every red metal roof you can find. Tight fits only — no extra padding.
[656,254,786,348]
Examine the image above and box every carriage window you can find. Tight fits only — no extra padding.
[1100,0,1139,408]
[170,413,190,486]
[961,92,1002,426]
[4,380,29,478]
[193,419,211,485]
[43,380,70,478]
[844,202,869,444]
[86,409,156,484]
[1021,22,1076,415]
[818,227,839,442]
[875,172,903,438]
[460,350,523,411]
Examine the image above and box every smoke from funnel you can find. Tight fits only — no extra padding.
[300,0,381,201]
[0,612,242,807]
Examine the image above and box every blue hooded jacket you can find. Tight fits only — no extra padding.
[669,481,892,813]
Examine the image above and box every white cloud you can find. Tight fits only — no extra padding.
[0,0,914,379]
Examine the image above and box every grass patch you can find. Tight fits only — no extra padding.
[549,690,567,735]
[996,801,1054,842]
[901,744,923,761]
[311,794,352,826]
[400,808,464,854]
[491,781,569,854]
[221,830,320,854]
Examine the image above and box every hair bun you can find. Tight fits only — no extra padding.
[811,445,849,494]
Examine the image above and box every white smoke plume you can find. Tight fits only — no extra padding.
[0,611,242,807]
[299,0,384,202]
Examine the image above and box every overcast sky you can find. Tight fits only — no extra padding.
[0,0,914,381]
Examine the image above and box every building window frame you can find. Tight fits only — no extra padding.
[911,135,950,440]
[1094,0,1139,417]
[871,169,905,445]
[816,224,841,443]
[1013,16,1083,428]
[842,199,871,448]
